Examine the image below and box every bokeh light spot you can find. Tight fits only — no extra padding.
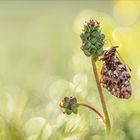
[112,26,133,47]
[113,0,139,26]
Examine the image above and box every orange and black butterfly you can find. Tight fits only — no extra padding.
[100,46,132,99]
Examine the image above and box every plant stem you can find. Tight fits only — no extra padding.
[91,58,111,135]
[79,103,105,123]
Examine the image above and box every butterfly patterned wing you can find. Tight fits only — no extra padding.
[100,46,132,99]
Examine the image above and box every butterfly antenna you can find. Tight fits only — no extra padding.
[104,39,113,46]
[116,51,132,72]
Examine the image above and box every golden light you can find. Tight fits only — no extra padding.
[113,0,139,25]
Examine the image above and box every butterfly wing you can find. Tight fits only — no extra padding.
[100,46,132,99]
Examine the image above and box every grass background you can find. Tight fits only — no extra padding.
[0,0,140,140]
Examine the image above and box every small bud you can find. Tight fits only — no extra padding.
[100,34,105,39]
[59,96,79,115]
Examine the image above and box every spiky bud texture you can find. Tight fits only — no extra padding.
[80,19,105,61]
[59,96,79,115]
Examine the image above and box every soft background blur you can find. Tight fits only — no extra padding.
[0,0,140,140]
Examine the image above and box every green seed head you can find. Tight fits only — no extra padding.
[59,96,79,115]
[80,19,105,61]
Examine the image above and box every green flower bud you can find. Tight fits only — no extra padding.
[59,96,79,115]
[72,108,78,114]
[80,19,105,61]
[97,47,104,56]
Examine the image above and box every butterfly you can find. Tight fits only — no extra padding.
[100,46,132,99]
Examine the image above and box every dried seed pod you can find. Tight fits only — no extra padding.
[100,46,132,99]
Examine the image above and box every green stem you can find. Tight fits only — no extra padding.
[79,103,105,123]
[91,58,111,135]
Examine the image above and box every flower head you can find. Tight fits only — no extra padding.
[59,96,79,115]
[80,19,105,61]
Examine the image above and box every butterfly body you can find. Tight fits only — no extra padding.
[100,46,131,99]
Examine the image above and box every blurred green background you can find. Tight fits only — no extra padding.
[0,0,140,140]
